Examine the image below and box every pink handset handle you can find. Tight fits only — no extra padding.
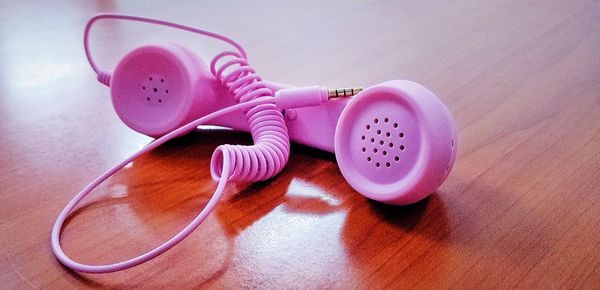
[282,98,350,153]
[210,81,349,153]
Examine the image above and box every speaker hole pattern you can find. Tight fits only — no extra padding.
[141,74,170,104]
[361,117,406,169]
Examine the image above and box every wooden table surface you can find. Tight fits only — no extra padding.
[1,0,599,289]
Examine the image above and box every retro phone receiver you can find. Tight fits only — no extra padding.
[111,42,457,205]
[51,14,457,274]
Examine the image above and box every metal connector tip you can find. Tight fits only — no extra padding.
[328,87,363,99]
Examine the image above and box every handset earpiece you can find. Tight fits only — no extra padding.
[110,43,221,137]
[274,81,457,205]
[334,80,457,205]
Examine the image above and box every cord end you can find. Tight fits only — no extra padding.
[327,87,363,99]
[275,86,364,110]
[97,70,112,87]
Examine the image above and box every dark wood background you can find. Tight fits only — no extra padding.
[1,0,599,288]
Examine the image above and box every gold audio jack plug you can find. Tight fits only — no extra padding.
[327,87,364,99]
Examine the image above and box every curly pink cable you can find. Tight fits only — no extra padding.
[51,14,290,273]
[209,51,290,182]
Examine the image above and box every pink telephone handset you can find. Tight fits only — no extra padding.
[52,14,458,273]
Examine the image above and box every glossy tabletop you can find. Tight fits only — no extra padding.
[1,0,599,289]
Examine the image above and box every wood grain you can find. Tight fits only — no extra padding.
[1,0,599,288]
